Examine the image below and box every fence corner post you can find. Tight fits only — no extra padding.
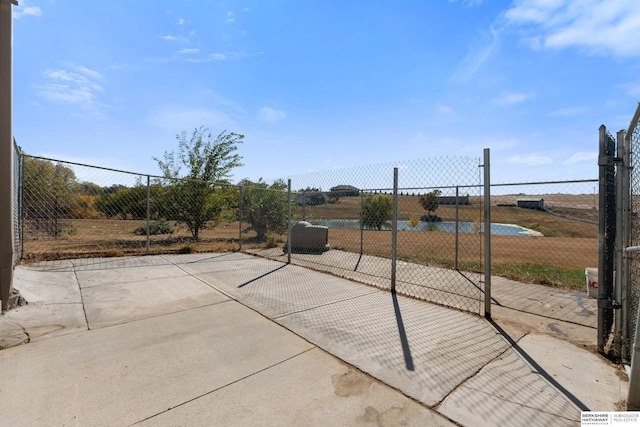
[483,148,491,319]
[287,179,292,264]
[145,175,150,254]
[238,186,243,252]
[391,168,398,292]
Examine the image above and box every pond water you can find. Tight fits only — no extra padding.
[308,219,543,237]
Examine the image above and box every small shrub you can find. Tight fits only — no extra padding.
[328,196,339,204]
[178,243,195,254]
[134,218,174,235]
[266,234,279,248]
[104,249,123,257]
[408,213,420,228]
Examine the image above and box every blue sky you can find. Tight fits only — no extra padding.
[11,0,640,186]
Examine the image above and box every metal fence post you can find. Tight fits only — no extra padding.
[391,168,398,292]
[360,191,364,257]
[628,287,640,410]
[146,175,150,254]
[17,143,23,260]
[599,125,616,353]
[238,186,243,252]
[483,148,491,319]
[287,179,292,264]
[455,185,459,271]
[614,130,627,358]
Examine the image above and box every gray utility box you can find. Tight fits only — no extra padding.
[285,221,330,253]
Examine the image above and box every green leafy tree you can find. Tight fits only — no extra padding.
[94,186,148,220]
[361,194,393,230]
[23,157,81,218]
[154,127,243,240]
[419,190,441,219]
[238,179,288,242]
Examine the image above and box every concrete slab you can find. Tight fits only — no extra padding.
[0,302,87,342]
[516,333,627,411]
[439,346,581,426]
[4,264,87,343]
[139,348,456,427]
[14,263,81,303]
[79,266,230,329]
[276,290,514,407]
[176,255,378,318]
[1,253,626,426]
[0,303,316,426]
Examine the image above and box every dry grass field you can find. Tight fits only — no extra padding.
[20,193,597,290]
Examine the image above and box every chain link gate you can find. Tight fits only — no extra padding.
[248,155,488,315]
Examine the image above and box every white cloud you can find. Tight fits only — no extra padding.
[622,81,640,97]
[258,107,287,123]
[503,0,640,57]
[159,34,190,44]
[177,18,188,25]
[493,92,532,106]
[565,151,597,164]
[508,155,553,166]
[178,48,200,55]
[13,5,42,19]
[34,65,105,112]
[449,0,485,6]
[437,104,454,114]
[147,107,238,131]
[548,106,587,116]
[451,26,500,83]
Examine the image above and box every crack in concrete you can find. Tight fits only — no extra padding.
[432,332,522,411]
[71,260,90,331]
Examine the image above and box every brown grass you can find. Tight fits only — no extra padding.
[20,219,267,262]
[20,195,597,289]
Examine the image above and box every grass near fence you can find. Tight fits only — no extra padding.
[20,194,597,290]
[20,219,268,261]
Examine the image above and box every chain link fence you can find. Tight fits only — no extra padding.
[19,155,270,261]
[18,149,603,319]
[490,180,598,290]
[12,140,22,264]
[626,108,640,360]
[248,157,486,314]
[18,153,489,315]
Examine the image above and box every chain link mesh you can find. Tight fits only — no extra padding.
[628,115,640,351]
[18,151,600,318]
[12,140,22,263]
[19,155,260,261]
[249,157,486,314]
[490,181,598,289]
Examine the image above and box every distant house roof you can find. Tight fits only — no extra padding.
[517,198,544,202]
[330,185,359,192]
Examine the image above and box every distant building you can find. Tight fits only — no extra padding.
[295,191,327,206]
[437,195,469,205]
[517,198,545,210]
[330,185,359,197]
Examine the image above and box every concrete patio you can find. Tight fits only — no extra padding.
[0,252,627,426]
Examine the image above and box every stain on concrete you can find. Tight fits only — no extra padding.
[357,404,413,426]
[332,369,372,397]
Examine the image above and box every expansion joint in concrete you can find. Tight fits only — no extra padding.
[133,346,317,425]
[71,260,90,331]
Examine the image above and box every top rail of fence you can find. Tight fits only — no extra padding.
[24,154,287,193]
